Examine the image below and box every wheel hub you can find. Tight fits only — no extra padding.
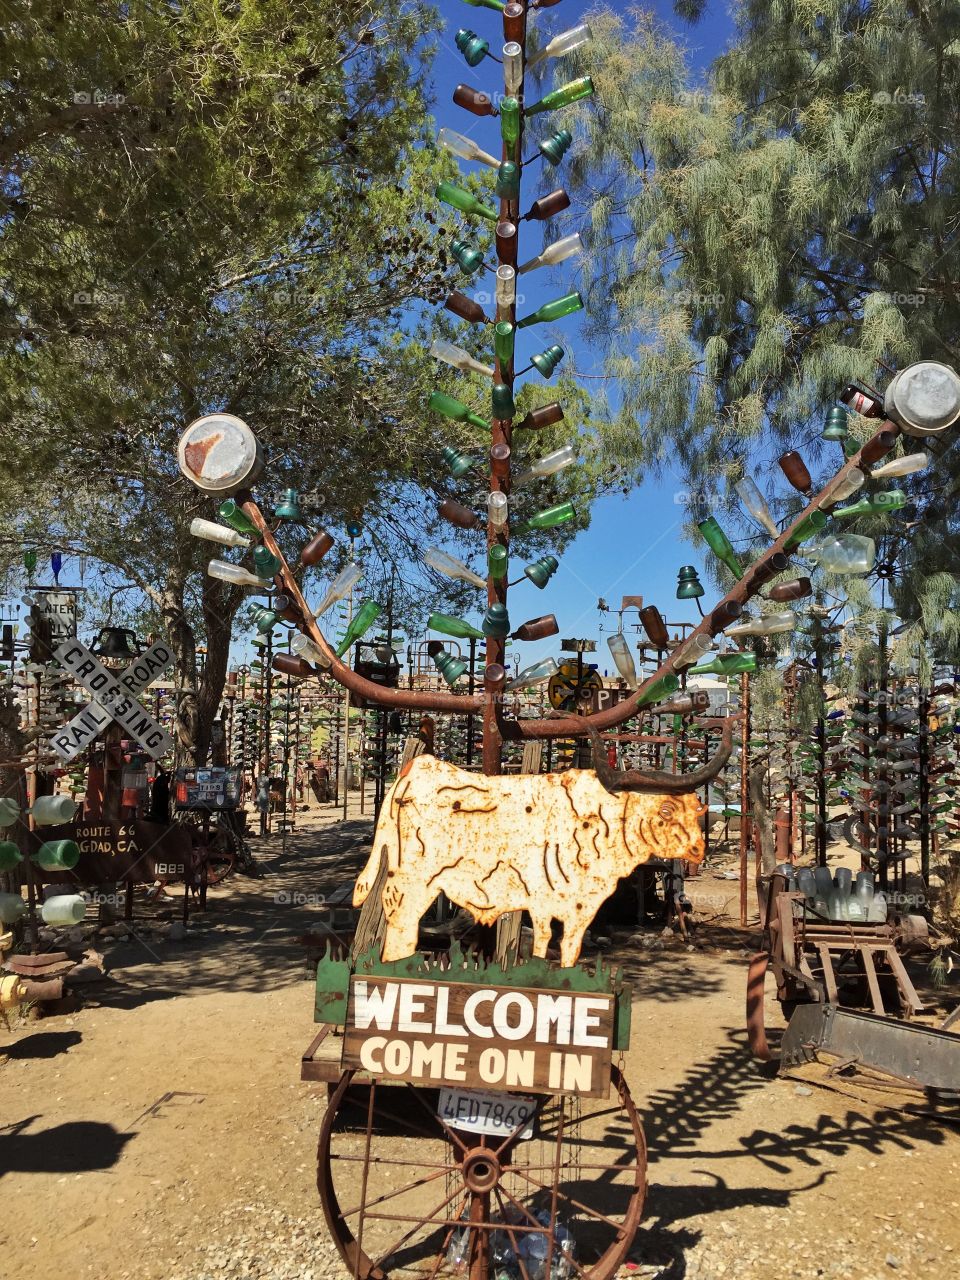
[462,1149,501,1193]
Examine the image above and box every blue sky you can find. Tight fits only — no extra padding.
[420,0,738,677]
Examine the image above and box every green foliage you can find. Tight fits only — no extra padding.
[562,1,960,655]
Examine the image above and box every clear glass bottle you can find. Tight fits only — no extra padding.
[207,559,271,588]
[506,657,558,691]
[487,492,509,527]
[734,477,779,538]
[869,452,929,479]
[528,23,593,66]
[437,127,499,168]
[517,232,584,275]
[424,547,486,590]
[803,534,876,574]
[430,340,493,378]
[502,41,523,94]
[290,631,331,669]
[316,563,363,615]
[607,633,638,688]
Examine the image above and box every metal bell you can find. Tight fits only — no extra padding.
[91,626,140,659]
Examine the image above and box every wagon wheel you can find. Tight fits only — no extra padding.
[178,812,239,887]
[317,1067,646,1280]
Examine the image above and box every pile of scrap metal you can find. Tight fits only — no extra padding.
[747,869,960,1107]
[0,931,69,1011]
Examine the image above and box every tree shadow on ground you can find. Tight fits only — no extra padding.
[1,1030,82,1058]
[0,1117,134,1176]
[621,1027,954,1275]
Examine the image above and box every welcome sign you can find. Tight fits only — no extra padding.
[341,976,614,1098]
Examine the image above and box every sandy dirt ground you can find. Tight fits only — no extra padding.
[2,800,959,1280]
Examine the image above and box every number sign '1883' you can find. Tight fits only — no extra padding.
[341,976,614,1099]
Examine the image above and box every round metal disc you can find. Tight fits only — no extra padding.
[885,361,960,437]
[176,413,265,494]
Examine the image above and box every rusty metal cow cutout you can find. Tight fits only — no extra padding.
[354,721,732,965]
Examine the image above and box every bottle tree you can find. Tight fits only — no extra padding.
[175,10,960,799]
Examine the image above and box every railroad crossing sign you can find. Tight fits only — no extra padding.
[49,639,175,762]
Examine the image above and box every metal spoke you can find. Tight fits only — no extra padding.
[370,1181,466,1271]
[340,1163,451,1221]
[510,1166,629,1233]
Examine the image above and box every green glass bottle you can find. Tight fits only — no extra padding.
[218,499,258,535]
[516,292,584,329]
[514,503,576,535]
[698,516,743,580]
[636,673,681,708]
[494,321,515,365]
[252,546,282,578]
[689,652,758,677]
[488,544,508,580]
[461,0,506,12]
[491,383,516,419]
[482,604,510,637]
[442,445,475,479]
[500,96,520,145]
[833,490,908,518]
[525,76,595,117]
[435,181,498,222]
[428,613,485,641]
[523,554,559,588]
[450,238,485,275]
[428,390,490,431]
[0,840,22,872]
[783,509,828,550]
[495,161,520,199]
[335,600,382,657]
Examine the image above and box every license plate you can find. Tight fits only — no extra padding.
[437,1088,536,1139]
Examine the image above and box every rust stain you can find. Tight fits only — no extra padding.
[184,431,223,476]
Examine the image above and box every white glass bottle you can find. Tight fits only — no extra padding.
[514,444,576,485]
[190,518,252,549]
[495,265,516,312]
[724,610,796,638]
[517,233,584,275]
[870,451,929,479]
[207,559,271,588]
[527,23,593,66]
[487,492,509,527]
[430,340,494,379]
[41,894,87,925]
[502,42,524,94]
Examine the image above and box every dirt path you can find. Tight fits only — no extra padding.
[1,806,958,1280]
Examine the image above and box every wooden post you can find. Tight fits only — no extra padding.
[739,672,751,927]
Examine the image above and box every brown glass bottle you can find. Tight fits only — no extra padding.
[453,84,495,116]
[710,600,742,628]
[484,663,506,694]
[502,3,524,40]
[444,290,487,324]
[439,499,481,530]
[747,551,790,587]
[839,381,885,418]
[860,427,900,464]
[518,402,564,431]
[768,577,812,602]
[490,442,511,478]
[778,450,812,493]
[300,530,334,566]
[496,220,518,265]
[272,654,314,678]
[525,189,571,221]
[639,606,669,649]
[511,614,559,641]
